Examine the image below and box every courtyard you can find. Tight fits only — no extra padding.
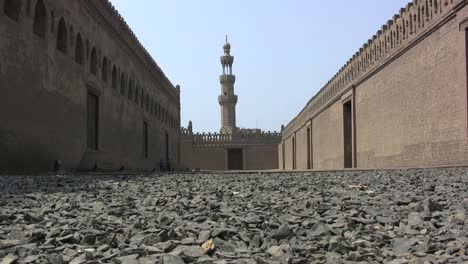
[0,168,467,263]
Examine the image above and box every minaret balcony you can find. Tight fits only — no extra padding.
[219,75,236,83]
[218,94,238,104]
[220,56,234,65]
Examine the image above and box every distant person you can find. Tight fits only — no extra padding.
[159,159,165,172]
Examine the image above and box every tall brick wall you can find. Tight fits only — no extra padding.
[0,0,180,173]
[284,136,294,170]
[312,102,344,170]
[245,144,279,170]
[278,142,284,169]
[281,0,468,170]
[180,142,226,170]
[180,134,279,170]
[294,124,310,170]
[356,14,467,168]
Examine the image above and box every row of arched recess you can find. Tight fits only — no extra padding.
[3,0,179,130]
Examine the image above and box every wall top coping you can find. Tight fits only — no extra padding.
[283,0,462,137]
[181,127,282,146]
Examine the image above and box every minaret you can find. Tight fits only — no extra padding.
[219,36,238,134]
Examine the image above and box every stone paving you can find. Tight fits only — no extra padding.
[0,168,467,263]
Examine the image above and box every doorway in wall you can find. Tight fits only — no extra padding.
[165,132,169,161]
[87,92,99,150]
[307,127,311,169]
[343,100,353,168]
[228,149,243,170]
[466,28,468,136]
[292,137,296,169]
[143,122,148,158]
[282,142,285,170]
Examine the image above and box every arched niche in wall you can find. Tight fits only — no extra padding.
[33,0,46,38]
[56,17,67,53]
[128,79,133,100]
[101,57,108,82]
[111,66,117,89]
[120,73,126,95]
[75,34,84,65]
[90,48,97,75]
[4,0,22,21]
[135,86,139,103]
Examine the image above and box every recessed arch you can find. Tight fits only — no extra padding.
[111,66,117,89]
[4,0,22,21]
[140,90,144,108]
[74,34,84,65]
[69,25,74,47]
[135,86,139,103]
[128,79,133,100]
[33,0,46,38]
[56,17,67,53]
[120,73,126,95]
[50,11,54,32]
[101,57,108,82]
[90,47,97,75]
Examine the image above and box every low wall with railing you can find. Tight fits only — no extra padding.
[181,128,281,146]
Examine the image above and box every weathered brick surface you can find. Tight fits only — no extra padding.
[312,102,344,169]
[284,136,294,170]
[356,13,467,168]
[180,138,278,170]
[0,0,180,173]
[294,124,310,169]
[180,143,227,170]
[282,0,468,170]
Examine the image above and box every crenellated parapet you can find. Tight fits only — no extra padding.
[283,0,462,137]
[182,129,282,146]
[181,127,192,135]
[85,0,179,102]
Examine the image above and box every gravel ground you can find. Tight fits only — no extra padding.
[0,168,467,264]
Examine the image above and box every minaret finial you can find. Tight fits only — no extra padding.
[226,35,228,43]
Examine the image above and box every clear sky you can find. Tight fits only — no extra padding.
[110,0,409,133]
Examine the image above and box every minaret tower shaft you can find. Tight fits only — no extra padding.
[218,36,238,134]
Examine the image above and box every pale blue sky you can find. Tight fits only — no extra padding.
[110,0,409,133]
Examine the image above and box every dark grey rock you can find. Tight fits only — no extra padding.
[81,234,96,245]
[424,198,444,214]
[115,254,139,264]
[271,223,291,240]
[23,213,44,223]
[156,241,177,253]
[162,255,185,264]
[0,168,466,263]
